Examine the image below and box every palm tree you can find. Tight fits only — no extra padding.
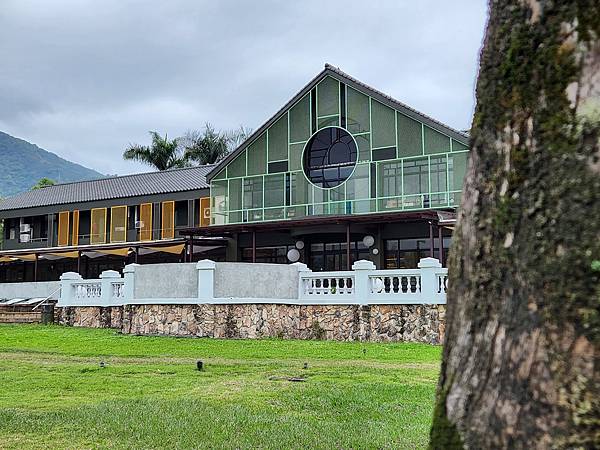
[31,177,56,190]
[123,131,187,171]
[181,124,252,165]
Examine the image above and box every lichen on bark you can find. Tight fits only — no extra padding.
[431,1,600,448]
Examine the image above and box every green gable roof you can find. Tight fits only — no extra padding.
[207,64,469,181]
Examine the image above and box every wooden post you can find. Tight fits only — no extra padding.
[428,221,434,258]
[77,251,81,274]
[346,222,351,270]
[438,225,444,265]
[34,253,38,282]
[251,229,256,263]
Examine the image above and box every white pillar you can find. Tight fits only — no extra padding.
[197,259,216,302]
[291,262,311,302]
[59,272,82,306]
[123,264,139,304]
[352,259,376,305]
[100,270,121,306]
[418,257,442,303]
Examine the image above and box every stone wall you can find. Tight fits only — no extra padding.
[56,303,445,344]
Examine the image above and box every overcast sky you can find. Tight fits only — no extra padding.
[0,1,488,175]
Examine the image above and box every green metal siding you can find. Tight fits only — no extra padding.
[209,76,469,225]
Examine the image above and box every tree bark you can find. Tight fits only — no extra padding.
[430,1,600,448]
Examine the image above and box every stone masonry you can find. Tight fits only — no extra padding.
[56,303,446,344]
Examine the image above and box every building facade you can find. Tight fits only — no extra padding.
[0,65,468,282]
[181,65,468,271]
[0,166,225,282]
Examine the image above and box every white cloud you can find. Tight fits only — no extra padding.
[0,0,487,174]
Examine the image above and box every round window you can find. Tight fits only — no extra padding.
[302,126,358,189]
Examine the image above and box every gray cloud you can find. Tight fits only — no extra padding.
[0,0,487,175]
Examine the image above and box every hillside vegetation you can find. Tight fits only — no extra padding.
[0,131,102,197]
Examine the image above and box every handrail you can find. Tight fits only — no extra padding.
[31,286,61,310]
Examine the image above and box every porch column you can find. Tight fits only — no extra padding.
[34,253,38,282]
[346,222,351,270]
[429,221,434,257]
[77,251,81,274]
[438,225,444,265]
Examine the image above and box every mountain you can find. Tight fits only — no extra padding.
[0,131,104,197]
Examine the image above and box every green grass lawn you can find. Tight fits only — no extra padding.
[0,324,440,449]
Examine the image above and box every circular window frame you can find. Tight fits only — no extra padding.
[301,126,359,191]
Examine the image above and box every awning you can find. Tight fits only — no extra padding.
[138,243,185,256]
[83,247,132,258]
[12,254,37,262]
[45,251,80,260]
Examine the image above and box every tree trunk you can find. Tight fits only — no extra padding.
[430,1,600,448]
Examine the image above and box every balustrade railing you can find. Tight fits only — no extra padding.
[60,258,447,307]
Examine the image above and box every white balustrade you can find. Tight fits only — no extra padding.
[301,272,355,297]
[59,258,448,307]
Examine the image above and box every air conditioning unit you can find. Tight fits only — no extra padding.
[135,221,145,229]
[20,224,31,233]
[20,234,31,243]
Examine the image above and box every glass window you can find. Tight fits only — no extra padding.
[452,139,469,151]
[57,211,70,247]
[241,245,294,264]
[289,94,311,143]
[448,153,468,191]
[303,127,358,189]
[268,114,288,162]
[346,164,371,213]
[243,177,263,209]
[247,133,267,176]
[227,150,247,178]
[430,156,447,193]
[354,133,371,162]
[371,100,396,149]
[289,142,306,172]
[111,206,127,243]
[291,171,312,206]
[384,238,430,269]
[380,161,402,197]
[318,115,339,129]
[397,113,423,157]
[403,158,429,195]
[424,126,451,154]
[228,178,242,211]
[347,87,370,134]
[317,76,339,117]
[90,208,107,245]
[210,181,228,226]
[264,174,285,207]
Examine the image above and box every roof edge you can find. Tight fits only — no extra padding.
[206,64,470,182]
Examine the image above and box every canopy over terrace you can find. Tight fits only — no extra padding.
[179,210,456,270]
[0,237,228,281]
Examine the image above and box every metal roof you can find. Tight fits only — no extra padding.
[0,165,213,212]
[207,64,470,180]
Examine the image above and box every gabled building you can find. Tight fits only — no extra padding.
[0,166,225,282]
[0,64,469,282]
[180,65,468,271]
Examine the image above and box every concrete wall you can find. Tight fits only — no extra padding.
[134,263,198,299]
[56,303,446,344]
[214,263,299,300]
[130,262,300,301]
[0,281,60,300]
